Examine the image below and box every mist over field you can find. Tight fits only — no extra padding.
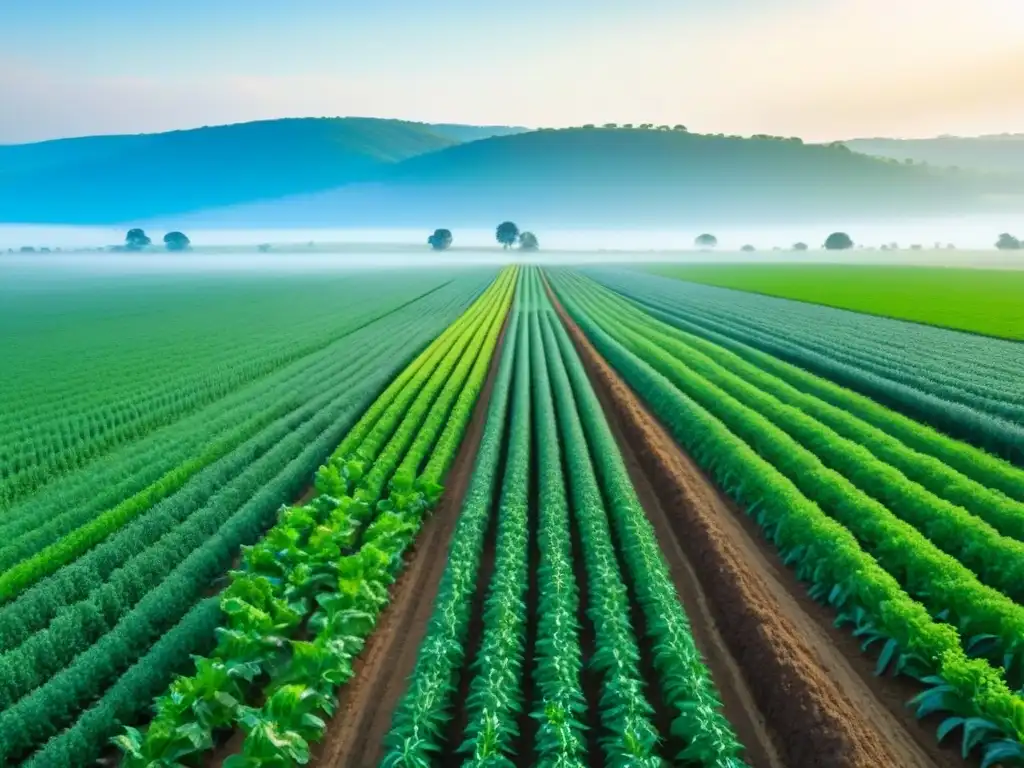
[2,212,1022,257]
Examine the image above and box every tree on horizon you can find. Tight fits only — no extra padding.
[519,231,539,251]
[163,231,191,251]
[694,233,718,249]
[125,228,151,251]
[496,221,520,249]
[824,232,854,250]
[428,228,453,251]
[792,242,809,251]
[996,233,1021,250]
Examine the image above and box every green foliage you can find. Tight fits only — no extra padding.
[496,221,520,248]
[0,270,493,765]
[596,267,1024,464]
[551,271,1024,765]
[536,310,662,767]
[116,268,516,768]
[577,284,1024,605]
[526,299,587,768]
[647,263,1024,341]
[823,232,854,250]
[540,287,744,767]
[382,298,522,768]
[0,271,482,511]
[459,307,532,765]
[428,228,453,251]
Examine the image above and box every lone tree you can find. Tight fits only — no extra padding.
[824,232,854,250]
[694,233,718,249]
[125,228,151,251]
[996,233,1021,250]
[163,231,191,251]
[496,221,520,249]
[740,244,756,252]
[427,228,453,251]
[792,242,809,251]
[519,232,539,251]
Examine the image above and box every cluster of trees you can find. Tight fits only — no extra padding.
[694,233,851,251]
[581,123,689,132]
[125,229,191,252]
[426,222,540,252]
[996,233,1021,250]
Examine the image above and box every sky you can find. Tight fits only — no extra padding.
[2,0,1023,144]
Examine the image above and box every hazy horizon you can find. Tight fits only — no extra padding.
[2,215,1021,254]
[2,0,1022,145]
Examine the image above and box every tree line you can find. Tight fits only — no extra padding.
[124,229,191,251]
[96,227,1019,254]
[428,222,540,252]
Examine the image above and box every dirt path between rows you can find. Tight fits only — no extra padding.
[311,316,509,768]
[548,284,952,768]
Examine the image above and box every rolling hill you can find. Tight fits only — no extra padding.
[2,122,1022,226]
[845,135,1024,176]
[0,118,514,223]
[188,128,1022,229]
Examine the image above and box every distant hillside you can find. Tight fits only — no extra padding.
[3,123,1022,226]
[0,118,460,223]
[191,128,1021,228]
[845,135,1024,175]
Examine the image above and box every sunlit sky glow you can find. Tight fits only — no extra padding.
[1,0,1022,144]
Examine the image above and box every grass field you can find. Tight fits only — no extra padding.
[647,264,1024,340]
[5,261,1024,768]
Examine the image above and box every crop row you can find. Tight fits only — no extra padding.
[0,274,495,767]
[585,268,1024,463]
[0,273,482,509]
[0,276,482,563]
[565,279,1024,615]
[383,268,744,767]
[115,267,516,768]
[551,269,1024,766]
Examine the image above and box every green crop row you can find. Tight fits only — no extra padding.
[381,298,523,768]
[458,298,532,765]
[540,305,662,767]
[0,384,370,765]
[0,275,490,768]
[541,284,745,767]
[0,320,420,662]
[551,271,1024,767]
[384,268,745,767]
[0,287,471,561]
[526,296,588,768]
[564,278,1024,685]
[588,268,1024,465]
[572,281,1024,603]
[225,269,515,768]
[591,274,1024,504]
[116,268,516,768]
[1,274,474,510]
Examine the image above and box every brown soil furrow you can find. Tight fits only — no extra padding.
[311,315,509,768]
[548,284,952,768]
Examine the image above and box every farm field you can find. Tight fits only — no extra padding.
[4,260,1024,768]
[646,263,1024,340]
[0,265,498,766]
[591,267,1024,464]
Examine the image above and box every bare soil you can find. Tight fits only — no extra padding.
[549,285,953,768]
[312,318,509,768]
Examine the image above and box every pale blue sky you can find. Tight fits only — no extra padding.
[2,0,1022,144]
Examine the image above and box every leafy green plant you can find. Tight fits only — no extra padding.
[552,272,1024,765]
